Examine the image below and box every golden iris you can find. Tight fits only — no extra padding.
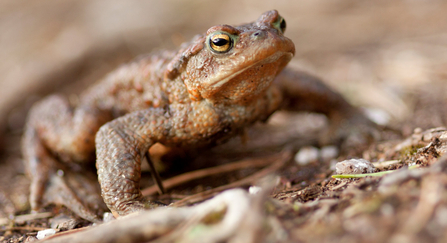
[209,33,233,53]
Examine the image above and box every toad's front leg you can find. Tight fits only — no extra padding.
[96,106,189,217]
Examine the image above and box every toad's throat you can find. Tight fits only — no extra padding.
[207,51,293,89]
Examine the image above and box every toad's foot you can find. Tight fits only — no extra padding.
[320,111,381,150]
[25,131,105,223]
[29,159,105,223]
[40,168,106,223]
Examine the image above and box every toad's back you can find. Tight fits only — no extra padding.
[81,51,191,117]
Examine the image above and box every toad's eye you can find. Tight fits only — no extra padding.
[273,16,286,34]
[209,33,233,53]
[279,18,286,33]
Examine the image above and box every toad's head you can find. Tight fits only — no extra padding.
[165,10,295,104]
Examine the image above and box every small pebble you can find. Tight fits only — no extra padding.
[295,146,319,165]
[320,146,339,161]
[248,186,262,195]
[24,236,38,242]
[335,158,375,175]
[36,229,56,240]
[50,214,78,231]
[414,127,423,134]
[364,107,390,125]
[103,212,116,223]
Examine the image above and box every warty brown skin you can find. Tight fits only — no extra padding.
[22,10,375,221]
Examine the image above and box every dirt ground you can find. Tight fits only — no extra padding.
[1,0,447,242]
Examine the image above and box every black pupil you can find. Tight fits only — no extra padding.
[280,19,286,31]
[213,38,228,46]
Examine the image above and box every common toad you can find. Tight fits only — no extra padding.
[22,10,376,222]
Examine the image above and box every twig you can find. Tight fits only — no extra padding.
[0,226,50,232]
[142,153,286,196]
[154,193,189,200]
[36,189,258,243]
[42,227,90,241]
[145,152,166,194]
[372,160,402,169]
[0,212,53,226]
[330,181,349,190]
[398,174,443,233]
[171,149,292,207]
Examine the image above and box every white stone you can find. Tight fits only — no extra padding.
[248,186,262,195]
[363,107,391,125]
[294,146,319,165]
[103,212,116,223]
[36,229,56,240]
[335,158,375,175]
[320,146,339,161]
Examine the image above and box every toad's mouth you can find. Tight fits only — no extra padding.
[206,51,294,89]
